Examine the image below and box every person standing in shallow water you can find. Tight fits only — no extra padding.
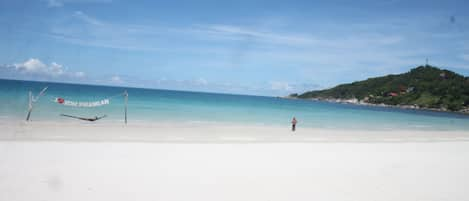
[291,117,297,131]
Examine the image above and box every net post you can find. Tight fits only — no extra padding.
[124,90,128,125]
[26,91,32,121]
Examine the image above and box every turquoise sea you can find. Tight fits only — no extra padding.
[1,79,468,131]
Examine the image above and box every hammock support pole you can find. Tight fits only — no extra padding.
[26,91,33,121]
[124,90,128,124]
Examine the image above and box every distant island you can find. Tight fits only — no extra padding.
[288,65,469,114]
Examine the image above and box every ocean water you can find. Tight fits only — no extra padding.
[1,79,469,131]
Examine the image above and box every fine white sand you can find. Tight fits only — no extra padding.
[1,120,469,201]
[2,120,469,142]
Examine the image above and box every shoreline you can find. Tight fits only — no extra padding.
[2,120,469,143]
[284,96,469,115]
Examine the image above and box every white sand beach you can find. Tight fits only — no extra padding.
[1,121,469,201]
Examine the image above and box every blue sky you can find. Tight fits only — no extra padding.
[1,0,468,96]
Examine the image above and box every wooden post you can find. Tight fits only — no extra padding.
[26,91,33,121]
[124,90,128,124]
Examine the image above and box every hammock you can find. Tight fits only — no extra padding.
[60,114,107,122]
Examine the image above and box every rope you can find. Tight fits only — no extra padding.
[32,86,48,102]
[103,92,127,100]
[53,91,126,101]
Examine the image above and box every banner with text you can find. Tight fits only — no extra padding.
[55,97,110,107]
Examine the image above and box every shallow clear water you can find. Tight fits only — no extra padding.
[1,79,468,130]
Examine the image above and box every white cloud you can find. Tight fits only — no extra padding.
[270,81,292,91]
[194,24,403,48]
[198,24,320,46]
[9,58,83,78]
[269,81,320,92]
[49,62,65,75]
[49,11,165,51]
[13,58,65,76]
[14,58,48,73]
[49,11,404,54]
[45,0,112,7]
[111,75,122,83]
[73,11,103,26]
[194,78,208,85]
[74,71,85,78]
[47,0,63,7]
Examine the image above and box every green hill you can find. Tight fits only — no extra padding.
[295,65,469,112]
